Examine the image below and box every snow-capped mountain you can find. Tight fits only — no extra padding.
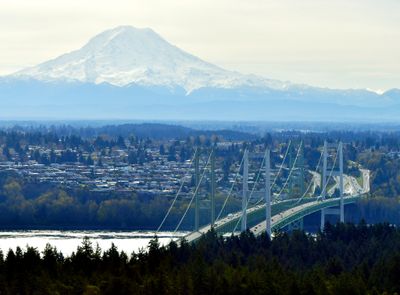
[1,25,399,121]
[13,26,287,93]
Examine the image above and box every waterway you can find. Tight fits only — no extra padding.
[0,230,187,257]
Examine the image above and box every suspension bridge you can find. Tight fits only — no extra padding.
[156,141,370,243]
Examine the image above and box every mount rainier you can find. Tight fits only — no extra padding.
[12,26,288,93]
[1,25,399,121]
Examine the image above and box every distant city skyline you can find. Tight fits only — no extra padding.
[0,0,399,91]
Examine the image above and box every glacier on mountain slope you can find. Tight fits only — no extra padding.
[13,26,288,93]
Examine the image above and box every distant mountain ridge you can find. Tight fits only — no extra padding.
[1,25,399,121]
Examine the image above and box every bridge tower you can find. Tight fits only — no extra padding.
[265,148,271,236]
[320,141,345,230]
[339,142,344,222]
[241,149,249,231]
[320,141,328,230]
[211,148,216,227]
[194,148,200,231]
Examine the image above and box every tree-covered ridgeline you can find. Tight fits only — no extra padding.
[0,223,400,294]
[0,171,237,229]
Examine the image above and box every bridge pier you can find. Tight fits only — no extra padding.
[265,149,271,236]
[194,148,200,231]
[211,148,216,227]
[339,142,344,223]
[320,141,328,230]
[241,149,249,232]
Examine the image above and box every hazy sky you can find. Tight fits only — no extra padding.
[0,0,399,91]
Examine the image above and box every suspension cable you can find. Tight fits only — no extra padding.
[156,148,198,233]
[232,149,268,232]
[245,149,267,207]
[253,141,292,207]
[295,149,323,204]
[232,142,300,233]
[233,142,335,234]
[274,141,303,201]
[271,140,291,190]
[215,151,246,223]
[173,151,213,233]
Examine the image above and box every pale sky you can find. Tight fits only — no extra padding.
[0,0,399,91]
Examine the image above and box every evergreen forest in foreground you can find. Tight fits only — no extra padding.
[0,222,399,294]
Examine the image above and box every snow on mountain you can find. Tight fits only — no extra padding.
[12,26,287,93]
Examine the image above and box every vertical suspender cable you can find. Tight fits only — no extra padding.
[156,148,198,233]
[173,151,213,233]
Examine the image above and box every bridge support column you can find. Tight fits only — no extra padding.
[211,148,216,227]
[194,149,200,231]
[265,149,271,236]
[339,142,344,223]
[321,141,345,230]
[320,141,328,230]
[241,149,249,232]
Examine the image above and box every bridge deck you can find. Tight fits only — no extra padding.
[184,195,364,243]
[251,195,361,236]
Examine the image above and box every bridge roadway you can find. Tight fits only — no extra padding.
[184,194,365,243]
[251,194,362,236]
